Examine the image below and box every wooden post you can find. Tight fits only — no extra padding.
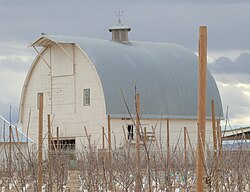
[108,115,111,164]
[102,126,105,161]
[144,127,147,143]
[184,127,187,168]
[122,125,130,158]
[122,126,128,145]
[8,105,12,180]
[166,118,171,190]
[57,127,59,150]
[217,119,222,192]
[47,114,52,192]
[84,126,91,147]
[166,118,170,162]
[217,119,222,148]
[196,26,207,192]
[135,93,141,192]
[56,126,59,191]
[101,127,107,191]
[9,125,12,178]
[107,115,112,190]
[184,127,188,189]
[37,93,44,192]
[186,130,194,158]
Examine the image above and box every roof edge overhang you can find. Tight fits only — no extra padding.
[108,114,223,120]
[30,36,55,47]
[30,35,75,47]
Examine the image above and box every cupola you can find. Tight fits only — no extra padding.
[109,11,131,42]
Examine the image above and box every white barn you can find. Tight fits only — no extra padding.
[18,23,223,152]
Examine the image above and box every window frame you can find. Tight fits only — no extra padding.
[83,88,90,106]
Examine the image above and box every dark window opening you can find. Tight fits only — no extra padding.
[127,125,134,140]
[51,139,75,151]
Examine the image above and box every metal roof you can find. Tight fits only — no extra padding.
[31,35,223,119]
[109,23,131,31]
[222,127,250,140]
[0,115,32,143]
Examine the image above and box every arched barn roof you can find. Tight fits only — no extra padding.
[31,35,223,119]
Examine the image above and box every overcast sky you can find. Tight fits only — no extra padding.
[1,0,250,128]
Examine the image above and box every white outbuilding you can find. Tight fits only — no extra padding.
[0,115,31,167]
[18,23,223,153]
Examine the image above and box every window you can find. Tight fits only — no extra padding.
[83,89,90,106]
[51,139,75,151]
[127,125,134,140]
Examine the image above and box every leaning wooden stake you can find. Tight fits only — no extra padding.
[107,115,113,190]
[211,100,218,153]
[135,93,141,191]
[217,119,222,149]
[37,93,44,192]
[211,99,220,191]
[186,129,195,158]
[102,126,105,161]
[47,114,52,192]
[196,26,207,192]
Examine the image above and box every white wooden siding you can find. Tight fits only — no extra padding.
[52,44,74,76]
[20,44,107,146]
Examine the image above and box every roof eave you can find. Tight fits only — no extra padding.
[30,36,56,47]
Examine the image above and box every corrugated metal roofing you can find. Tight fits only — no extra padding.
[0,115,32,143]
[32,35,223,119]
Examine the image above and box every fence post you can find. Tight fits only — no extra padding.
[37,93,43,192]
[196,26,207,192]
[135,93,141,191]
[47,114,52,192]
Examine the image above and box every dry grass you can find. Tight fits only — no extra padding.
[0,136,250,191]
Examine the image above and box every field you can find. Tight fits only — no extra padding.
[1,136,250,192]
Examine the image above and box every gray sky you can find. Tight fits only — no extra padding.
[1,0,250,128]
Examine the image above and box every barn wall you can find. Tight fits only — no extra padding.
[79,117,214,150]
[107,118,214,150]
[20,44,107,146]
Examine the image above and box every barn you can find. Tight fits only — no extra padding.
[18,22,223,152]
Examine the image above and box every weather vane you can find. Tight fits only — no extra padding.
[115,10,124,24]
